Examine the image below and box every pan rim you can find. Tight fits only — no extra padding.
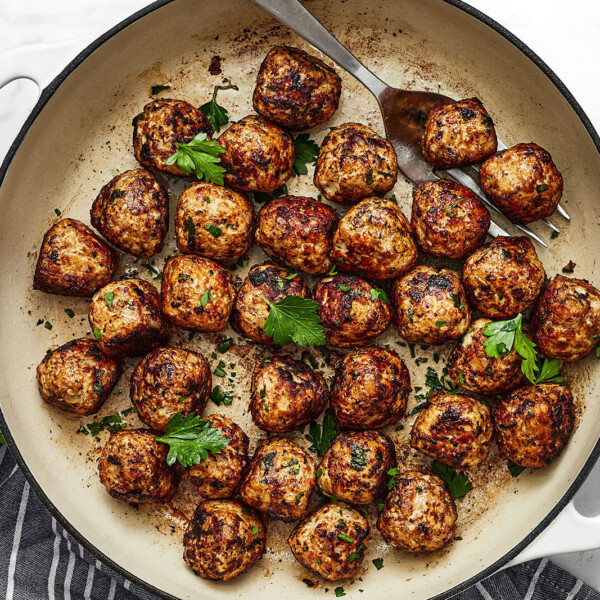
[0,1,598,599]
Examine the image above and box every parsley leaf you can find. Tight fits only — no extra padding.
[305,410,337,456]
[253,183,288,204]
[370,288,388,303]
[334,588,346,598]
[204,224,222,238]
[261,295,325,346]
[199,83,238,132]
[372,558,384,570]
[387,467,399,491]
[165,132,226,184]
[184,217,196,246]
[431,460,472,501]
[104,292,114,308]
[534,358,565,385]
[210,385,233,406]
[151,84,170,95]
[292,134,319,176]
[507,460,526,478]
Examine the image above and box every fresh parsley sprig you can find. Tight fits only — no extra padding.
[305,410,337,456]
[199,83,238,132]
[261,295,326,346]
[165,133,226,184]
[431,460,473,501]
[292,134,319,176]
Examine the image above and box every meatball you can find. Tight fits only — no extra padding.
[184,414,249,499]
[183,499,265,581]
[479,143,563,224]
[447,318,526,395]
[175,182,255,261]
[288,503,370,581]
[250,356,328,433]
[36,338,121,415]
[239,437,316,522]
[231,262,311,345]
[391,265,471,345]
[90,168,169,258]
[98,429,179,504]
[411,179,490,259]
[33,218,117,297]
[331,197,418,279]
[132,98,212,176]
[218,115,295,192]
[531,275,600,362]
[253,45,342,131]
[318,431,396,504]
[462,236,545,319]
[494,384,575,468]
[130,347,211,432]
[314,122,397,204]
[88,278,168,358]
[255,195,338,275]
[411,392,493,470]
[161,255,235,331]
[313,275,391,348]
[377,471,457,553]
[331,347,410,429]
[422,97,497,169]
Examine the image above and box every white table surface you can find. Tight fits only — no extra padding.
[1,0,600,592]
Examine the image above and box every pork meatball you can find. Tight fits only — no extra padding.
[132,98,212,176]
[314,122,397,204]
[318,431,396,504]
[161,255,235,331]
[253,45,342,131]
[377,471,457,553]
[231,262,311,345]
[479,143,563,224]
[175,182,255,261]
[314,275,391,348]
[90,168,169,258]
[531,275,600,362]
[462,236,545,319]
[36,338,121,416]
[288,503,370,581]
[98,429,179,504]
[494,384,575,468]
[130,347,211,432]
[250,356,328,433]
[411,179,490,259]
[331,347,410,429]
[183,499,265,581]
[184,414,249,499]
[391,265,471,345]
[255,195,338,275]
[218,115,294,192]
[422,97,497,169]
[447,318,526,395]
[331,197,418,279]
[239,437,316,522]
[33,218,117,297]
[89,278,168,358]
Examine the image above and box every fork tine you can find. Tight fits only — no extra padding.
[541,219,560,233]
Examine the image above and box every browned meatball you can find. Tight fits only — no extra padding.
[377,471,457,553]
[314,275,391,348]
[33,218,117,297]
[447,318,526,395]
[253,45,342,131]
[90,168,169,258]
[494,384,575,468]
[331,197,418,279]
[36,338,121,415]
[98,429,179,504]
[183,499,266,581]
[184,414,249,499]
[318,431,396,504]
[422,98,497,169]
[239,437,316,522]
[314,122,397,204]
[132,98,212,176]
[331,347,411,429]
[411,179,490,259]
[288,503,370,581]
[250,356,328,433]
[531,275,600,362]
[231,262,311,344]
[89,278,168,358]
[479,143,563,224]
[161,255,235,331]
[175,182,255,261]
[218,115,295,192]
[391,266,471,345]
[255,195,338,275]
[462,236,545,319]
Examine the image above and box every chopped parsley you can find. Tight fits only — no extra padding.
[104,292,114,308]
[151,84,170,95]
[305,410,337,456]
[64,308,75,318]
[217,338,233,353]
[204,224,222,237]
[507,460,526,478]
[210,385,233,406]
[350,444,367,471]
[372,558,384,570]
[292,134,319,176]
[370,288,388,303]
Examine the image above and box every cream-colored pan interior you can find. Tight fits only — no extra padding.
[0,0,599,598]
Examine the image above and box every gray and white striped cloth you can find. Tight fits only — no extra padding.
[0,445,598,600]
